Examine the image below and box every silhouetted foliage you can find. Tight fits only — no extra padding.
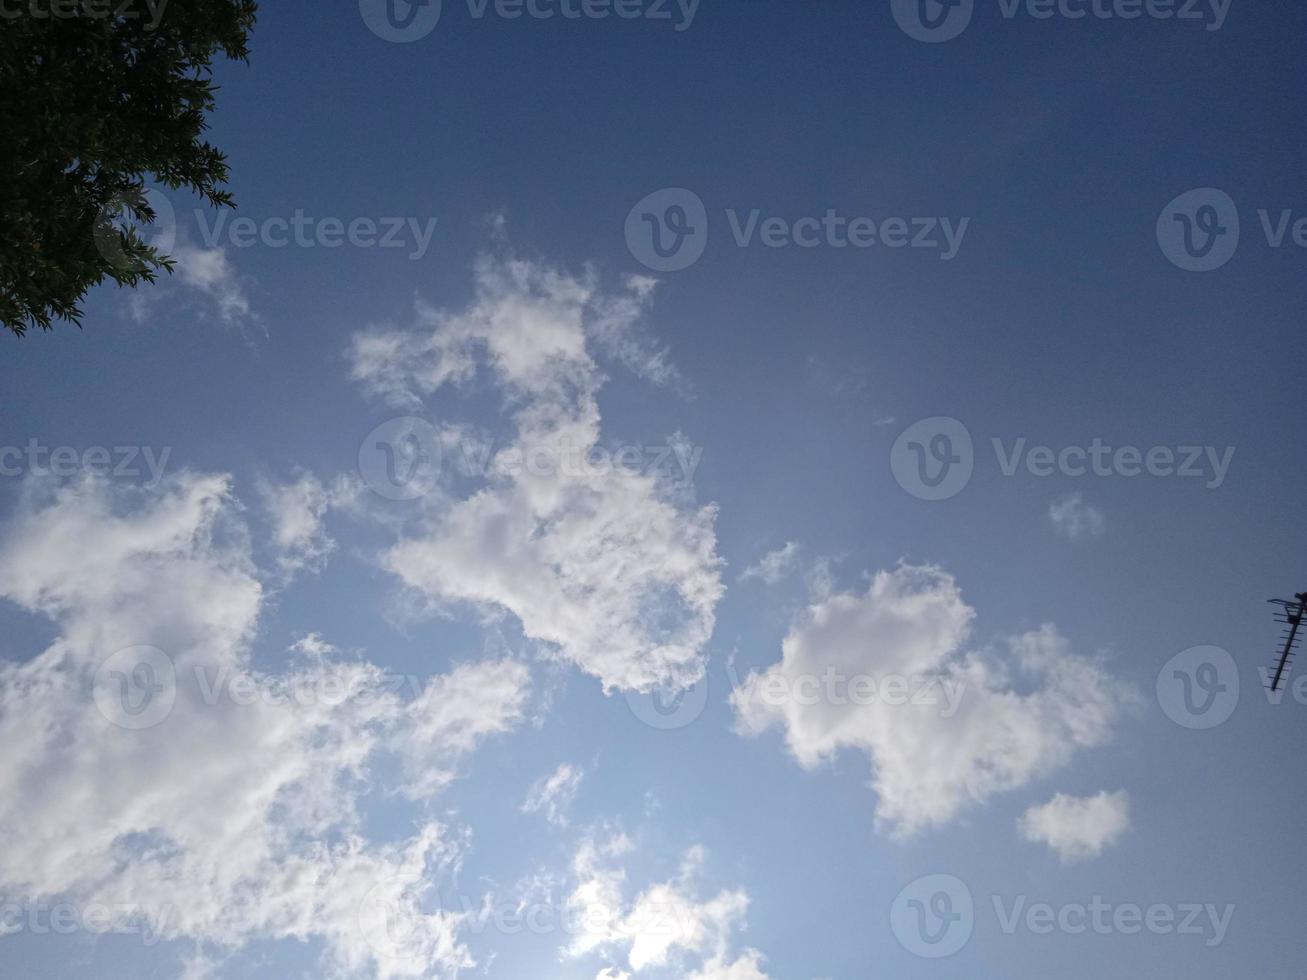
[0,0,257,337]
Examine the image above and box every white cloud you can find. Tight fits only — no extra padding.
[1019,790,1130,862]
[564,835,770,978]
[0,475,529,979]
[686,950,774,980]
[129,242,257,329]
[1049,492,1106,540]
[740,542,799,585]
[257,471,361,578]
[732,564,1134,836]
[173,243,254,323]
[585,273,684,390]
[350,255,723,694]
[400,658,531,798]
[522,763,585,827]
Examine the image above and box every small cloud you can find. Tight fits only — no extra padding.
[257,472,361,580]
[129,240,259,330]
[740,542,800,584]
[803,354,870,398]
[1019,790,1130,862]
[522,763,585,827]
[172,243,254,323]
[1049,492,1106,540]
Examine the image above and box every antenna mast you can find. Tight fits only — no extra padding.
[1267,592,1307,693]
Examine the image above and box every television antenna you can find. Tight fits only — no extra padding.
[1267,592,1307,693]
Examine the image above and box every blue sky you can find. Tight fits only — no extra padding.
[1,2,1306,979]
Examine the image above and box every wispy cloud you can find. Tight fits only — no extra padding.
[1049,492,1106,540]
[522,763,585,827]
[739,542,800,584]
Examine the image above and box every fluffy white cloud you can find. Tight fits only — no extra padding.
[732,564,1134,836]
[350,255,723,694]
[565,836,770,978]
[740,542,800,585]
[0,475,529,979]
[522,762,585,827]
[1049,492,1106,540]
[1019,790,1130,862]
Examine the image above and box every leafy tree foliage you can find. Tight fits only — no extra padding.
[0,0,257,337]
